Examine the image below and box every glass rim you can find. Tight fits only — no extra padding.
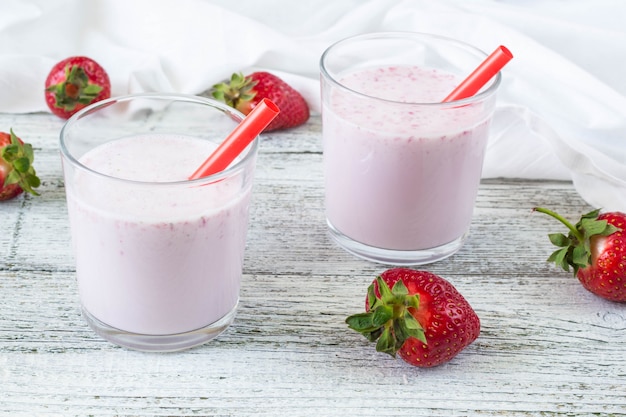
[319,31,502,107]
[59,92,259,186]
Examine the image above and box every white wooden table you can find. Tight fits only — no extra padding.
[1,110,625,417]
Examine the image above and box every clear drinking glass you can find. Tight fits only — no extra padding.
[60,93,258,351]
[320,32,501,265]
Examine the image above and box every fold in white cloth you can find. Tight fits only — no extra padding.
[1,0,625,210]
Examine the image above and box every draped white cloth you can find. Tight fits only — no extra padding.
[2,0,625,209]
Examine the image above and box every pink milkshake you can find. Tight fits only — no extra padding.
[320,33,500,264]
[67,134,250,336]
[60,94,258,351]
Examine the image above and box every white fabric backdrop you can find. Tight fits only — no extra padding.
[1,0,626,210]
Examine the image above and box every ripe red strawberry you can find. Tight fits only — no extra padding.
[534,207,626,302]
[0,129,40,200]
[45,56,111,119]
[212,72,309,131]
[346,268,480,368]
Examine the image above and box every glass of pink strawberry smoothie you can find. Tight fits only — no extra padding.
[320,32,502,265]
[60,93,258,351]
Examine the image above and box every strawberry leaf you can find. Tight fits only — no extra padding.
[346,312,375,333]
[26,173,40,189]
[393,320,410,349]
[13,156,31,173]
[4,169,20,186]
[572,245,589,269]
[19,173,40,195]
[547,248,570,271]
[548,233,570,247]
[23,143,34,161]
[371,305,393,327]
[212,90,225,102]
[2,144,18,161]
[391,279,409,296]
[375,327,396,357]
[581,209,601,220]
[406,294,420,309]
[403,311,427,344]
[82,84,103,96]
[377,277,394,304]
[579,217,617,240]
[366,283,377,310]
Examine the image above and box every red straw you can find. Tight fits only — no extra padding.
[442,45,513,103]
[189,98,280,179]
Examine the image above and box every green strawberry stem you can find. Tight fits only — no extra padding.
[533,207,618,274]
[46,65,103,111]
[212,72,258,110]
[533,207,584,242]
[1,129,40,196]
[346,277,426,358]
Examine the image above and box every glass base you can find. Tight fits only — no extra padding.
[82,305,237,352]
[327,220,466,265]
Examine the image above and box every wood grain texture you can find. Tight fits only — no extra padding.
[1,112,625,417]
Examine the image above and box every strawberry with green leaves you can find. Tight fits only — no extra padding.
[213,72,309,131]
[45,56,111,119]
[346,268,480,368]
[534,207,626,302]
[0,129,40,200]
